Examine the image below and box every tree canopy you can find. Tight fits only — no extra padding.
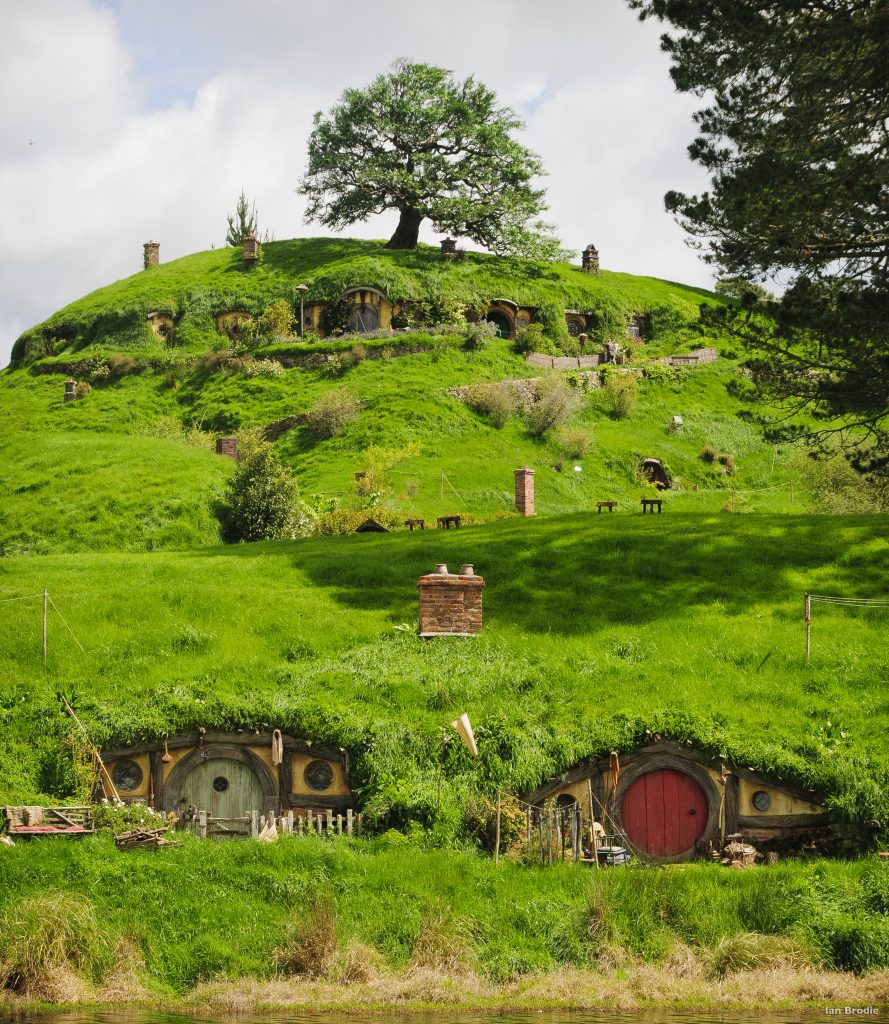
[630,0,889,473]
[298,59,566,260]
[220,435,300,542]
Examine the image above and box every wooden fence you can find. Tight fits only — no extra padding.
[519,802,630,867]
[192,807,363,840]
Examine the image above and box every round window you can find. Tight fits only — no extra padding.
[213,776,229,793]
[111,758,143,793]
[752,790,772,812]
[304,759,334,792]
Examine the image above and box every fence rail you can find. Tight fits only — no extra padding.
[192,807,362,840]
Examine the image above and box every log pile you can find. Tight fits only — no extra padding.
[115,827,173,850]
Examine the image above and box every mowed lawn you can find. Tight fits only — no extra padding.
[0,512,886,824]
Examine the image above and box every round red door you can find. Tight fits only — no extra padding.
[621,768,708,857]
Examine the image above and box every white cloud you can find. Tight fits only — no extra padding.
[0,0,715,367]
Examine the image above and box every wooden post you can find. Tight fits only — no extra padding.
[805,592,812,661]
[298,815,304,836]
[347,808,353,835]
[587,778,600,870]
[287,810,294,834]
[557,813,563,862]
[538,812,545,865]
[42,589,48,660]
[547,811,553,865]
[494,789,501,866]
[336,813,343,835]
[326,809,334,834]
[198,810,207,841]
[573,802,581,860]
[250,810,258,837]
[357,812,363,836]
[526,806,532,850]
[307,808,313,833]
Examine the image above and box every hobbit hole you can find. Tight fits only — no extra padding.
[146,311,175,344]
[216,310,251,339]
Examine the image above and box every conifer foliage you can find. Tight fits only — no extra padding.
[630,0,889,474]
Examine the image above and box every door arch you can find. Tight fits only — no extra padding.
[486,311,513,338]
[163,743,279,818]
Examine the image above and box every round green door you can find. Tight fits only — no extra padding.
[178,757,266,819]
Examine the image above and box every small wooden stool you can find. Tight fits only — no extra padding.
[641,498,663,514]
[404,518,425,531]
[597,501,617,513]
[436,514,462,529]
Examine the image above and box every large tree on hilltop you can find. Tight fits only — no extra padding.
[630,0,889,475]
[297,59,566,260]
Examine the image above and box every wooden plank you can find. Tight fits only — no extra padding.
[652,769,673,856]
[346,808,353,836]
[250,809,258,837]
[286,810,294,834]
[198,810,207,841]
[336,813,343,835]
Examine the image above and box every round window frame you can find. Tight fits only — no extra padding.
[111,758,144,793]
[751,789,772,812]
[304,759,334,793]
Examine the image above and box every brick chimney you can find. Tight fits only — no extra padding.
[215,437,238,460]
[143,241,160,270]
[514,467,535,516]
[581,243,599,274]
[418,563,484,637]
[242,233,259,268]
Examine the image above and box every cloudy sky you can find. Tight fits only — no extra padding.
[0,0,713,367]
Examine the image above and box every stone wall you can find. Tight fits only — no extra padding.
[215,437,238,460]
[659,347,718,366]
[418,565,484,637]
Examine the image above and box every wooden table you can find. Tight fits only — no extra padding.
[437,515,462,529]
[641,498,663,514]
[404,518,425,531]
[597,501,617,513]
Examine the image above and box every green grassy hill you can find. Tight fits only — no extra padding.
[3,237,868,554]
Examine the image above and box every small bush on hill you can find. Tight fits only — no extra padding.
[552,424,594,459]
[514,322,546,354]
[599,372,638,420]
[464,381,521,428]
[240,358,285,378]
[106,354,138,378]
[463,320,498,351]
[257,299,294,341]
[306,387,360,438]
[718,452,736,475]
[700,444,718,463]
[219,434,300,542]
[525,375,583,436]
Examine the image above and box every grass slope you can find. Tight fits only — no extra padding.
[0,838,887,998]
[11,238,720,363]
[1,514,887,828]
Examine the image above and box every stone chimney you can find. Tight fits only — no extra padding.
[440,237,457,261]
[215,437,238,460]
[514,467,535,516]
[63,379,77,403]
[242,233,259,268]
[418,563,484,637]
[143,241,160,270]
[581,243,600,274]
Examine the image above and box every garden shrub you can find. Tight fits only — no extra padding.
[700,445,718,463]
[255,299,294,342]
[306,387,360,438]
[525,375,583,436]
[552,424,594,460]
[463,319,498,350]
[464,381,521,429]
[599,371,638,420]
[718,452,736,475]
[106,354,138,378]
[514,322,546,354]
[218,434,300,542]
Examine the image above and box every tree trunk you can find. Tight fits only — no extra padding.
[386,207,423,249]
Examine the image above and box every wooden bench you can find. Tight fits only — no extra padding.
[404,518,426,531]
[597,501,617,513]
[641,498,663,514]
[437,515,462,529]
